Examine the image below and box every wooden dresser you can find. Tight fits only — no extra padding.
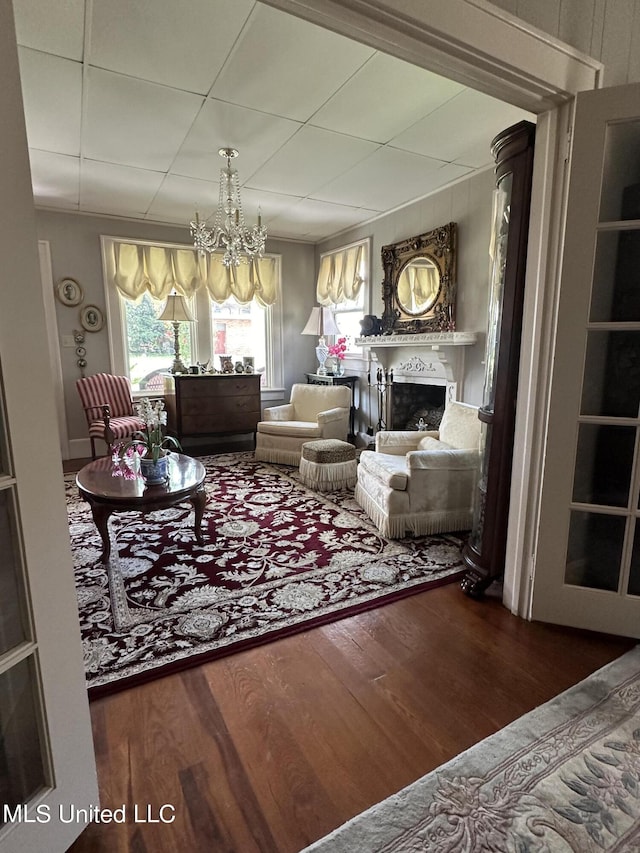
[164,374,262,443]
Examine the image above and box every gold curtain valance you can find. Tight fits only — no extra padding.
[316,243,365,306]
[113,242,277,306]
[202,255,277,306]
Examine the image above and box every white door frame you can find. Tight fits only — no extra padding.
[38,240,70,460]
[261,0,603,617]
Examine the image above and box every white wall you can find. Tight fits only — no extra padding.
[318,167,496,406]
[36,210,316,446]
[490,0,640,87]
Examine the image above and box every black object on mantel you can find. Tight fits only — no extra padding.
[360,315,382,336]
[461,120,536,599]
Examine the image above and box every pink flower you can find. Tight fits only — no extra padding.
[328,337,347,359]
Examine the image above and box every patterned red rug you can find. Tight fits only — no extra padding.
[68,452,466,697]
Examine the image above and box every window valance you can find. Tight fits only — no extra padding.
[112,242,277,306]
[316,243,365,306]
[202,255,277,306]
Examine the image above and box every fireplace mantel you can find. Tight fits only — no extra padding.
[357,330,479,402]
[355,331,477,348]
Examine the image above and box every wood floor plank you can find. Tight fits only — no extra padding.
[69,583,636,852]
[180,666,284,853]
[309,622,454,771]
[313,618,491,764]
[199,641,356,851]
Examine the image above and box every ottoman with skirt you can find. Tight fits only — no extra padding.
[299,439,357,492]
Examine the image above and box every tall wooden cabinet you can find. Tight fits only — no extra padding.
[461,121,536,598]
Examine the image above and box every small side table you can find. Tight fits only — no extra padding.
[305,373,357,438]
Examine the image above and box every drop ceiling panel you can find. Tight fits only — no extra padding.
[269,198,378,241]
[148,174,227,224]
[29,150,80,209]
[83,68,203,171]
[172,99,300,182]
[391,89,532,166]
[211,3,374,122]
[313,147,453,211]
[235,186,305,227]
[18,49,82,155]
[80,161,165,215]
[90,0,254,94]
[13,0,84,60]
[247,126,379,197]
[310,53,465,143]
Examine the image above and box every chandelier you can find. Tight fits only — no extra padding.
[190,147,267,267]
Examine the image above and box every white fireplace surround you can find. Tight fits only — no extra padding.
[356,331,478,404]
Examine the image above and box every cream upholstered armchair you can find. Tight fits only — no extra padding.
[355,401,481,538]
[255,383,351,465]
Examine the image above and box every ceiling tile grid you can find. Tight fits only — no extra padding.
[12,0,534,241]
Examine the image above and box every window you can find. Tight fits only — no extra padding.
[123,293,194,391]
[101,237,283,393]
[211,299,267,375]
[317,239,369,350]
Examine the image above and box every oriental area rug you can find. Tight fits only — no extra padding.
[67,452,466,696]
[303,646,640,853]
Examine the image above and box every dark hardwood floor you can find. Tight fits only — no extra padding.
[68,579,635,853]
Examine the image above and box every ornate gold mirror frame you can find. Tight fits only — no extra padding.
[381,222,457,334]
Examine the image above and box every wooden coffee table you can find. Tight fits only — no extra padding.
[76,452,207,560]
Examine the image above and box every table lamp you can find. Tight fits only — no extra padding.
[301,306,340,376]
[158,294,196,374]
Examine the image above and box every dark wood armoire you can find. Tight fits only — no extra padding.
[461,120,536,598]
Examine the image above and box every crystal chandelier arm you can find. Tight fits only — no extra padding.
[190,148,266,266]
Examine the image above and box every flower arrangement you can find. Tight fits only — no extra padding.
[328,337,347,360]
[118,397,181,462]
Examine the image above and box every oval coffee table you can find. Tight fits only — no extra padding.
[76,452,206,560]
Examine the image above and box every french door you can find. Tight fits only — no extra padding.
[532,82,640,638]
[0,1,98,850]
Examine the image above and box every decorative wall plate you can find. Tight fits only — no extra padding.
[55,277,83,307]
[79,304,104,332]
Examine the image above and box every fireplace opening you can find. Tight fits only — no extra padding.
[390,383,446,430]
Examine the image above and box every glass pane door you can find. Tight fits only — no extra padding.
[565,120,640,595]
[533,84,640,637]
[0,375,49,824]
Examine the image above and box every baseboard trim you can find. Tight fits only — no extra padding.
[69,438,93,459]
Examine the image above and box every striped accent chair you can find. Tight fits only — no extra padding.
[76,374,146,459]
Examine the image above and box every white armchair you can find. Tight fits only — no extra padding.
[355,401,481,538]
[255,383,351,465]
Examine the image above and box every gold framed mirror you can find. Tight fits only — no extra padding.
[381,222,457,334]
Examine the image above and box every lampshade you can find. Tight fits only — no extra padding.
[301,306,340,337]
[158,294,196,323]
